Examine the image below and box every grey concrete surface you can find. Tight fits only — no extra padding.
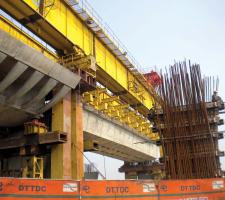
[0,30,81,126]
[83,105,159,162]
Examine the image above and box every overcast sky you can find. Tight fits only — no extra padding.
[85,0,225,179]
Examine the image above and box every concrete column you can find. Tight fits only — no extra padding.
[71,91,84,179]
[51,92,72,179]
[51,90,84,180]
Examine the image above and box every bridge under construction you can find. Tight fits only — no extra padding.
[0,0,224,199]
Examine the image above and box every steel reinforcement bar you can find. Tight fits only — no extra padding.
[156,61,224,179]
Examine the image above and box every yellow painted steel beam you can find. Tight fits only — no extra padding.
[0,0,154,116]
[0,15,56,60]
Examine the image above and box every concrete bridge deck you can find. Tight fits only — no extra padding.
[84,105,159,162]
[0,30,80,126]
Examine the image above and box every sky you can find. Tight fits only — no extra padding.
[84,0,225,179]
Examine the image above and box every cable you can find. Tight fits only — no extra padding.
[74,143,106,179]
[103,155,107,179]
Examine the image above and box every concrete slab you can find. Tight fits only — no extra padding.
[83,105,159,162]
[0,30,81,126]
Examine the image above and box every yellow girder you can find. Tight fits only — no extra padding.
[0,0,154,116]
[0,15,56,60]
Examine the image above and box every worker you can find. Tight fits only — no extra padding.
[152,122,158,133]
[212,91,224,110]
[148,107,156,121]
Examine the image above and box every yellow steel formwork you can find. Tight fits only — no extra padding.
[0,0,155,116]
[83,88,159,141]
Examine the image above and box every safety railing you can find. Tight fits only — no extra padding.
[68,0,145,74]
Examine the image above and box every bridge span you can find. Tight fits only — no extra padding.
[0,0,159,179]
